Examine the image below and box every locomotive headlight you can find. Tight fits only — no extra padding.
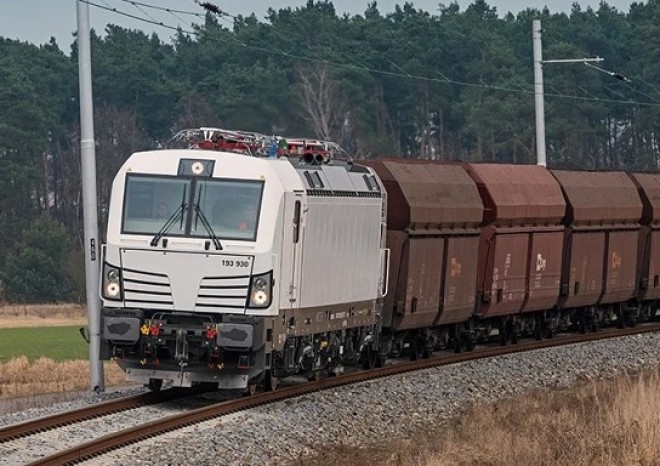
[248,271,272,309]
[252,290,268,306]
[254,277,267,291]
[105,282,121,298]
[191,161,204,175]
[102,263,123,301]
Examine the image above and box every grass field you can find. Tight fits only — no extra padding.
[0,304,127,399]
[0,325,89,362]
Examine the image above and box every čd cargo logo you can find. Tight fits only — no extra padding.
[450,258,462,277]
[612,252,622,269]
[536,253,547,272]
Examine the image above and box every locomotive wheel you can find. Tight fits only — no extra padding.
[246,382,258,396]
[362,345,377,370]
[375,354,386,368]
[147,378,163,392]
[307,370,321,382]
[265,370,279,391]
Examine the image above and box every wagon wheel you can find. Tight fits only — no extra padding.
[578,312,589,334]
[533,315,544,341]
[421,344,433,359]
[464,336,475,352]
[453,324,463,353]
[409,339,423,361]
[509,319,520,344]
[545,322,555,339]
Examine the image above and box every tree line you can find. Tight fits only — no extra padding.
[1,0,659,302]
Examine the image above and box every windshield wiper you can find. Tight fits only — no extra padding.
[150,203,188,247]
[193,203,223,250]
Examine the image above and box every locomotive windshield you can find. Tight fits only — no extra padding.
[123,175,190,236]
[122,174,264,241]
[191,179,263,241]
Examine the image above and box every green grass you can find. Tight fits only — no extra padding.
[0,326,89,362]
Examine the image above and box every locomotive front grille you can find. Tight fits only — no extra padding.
[118,249,256,312]
[195,275,250,311]
[122,268,174,309]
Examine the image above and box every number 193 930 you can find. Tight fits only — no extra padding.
[222,259,250,267]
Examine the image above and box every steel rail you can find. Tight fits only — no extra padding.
[0,386,209,443]
[25,322,660,466]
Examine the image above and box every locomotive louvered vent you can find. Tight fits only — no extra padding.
[306,189,381,198]
[301,168,382,198]
[362,174,380,192]
[304,171,325,189]
[122,267,174,308]
[195,275,251,310]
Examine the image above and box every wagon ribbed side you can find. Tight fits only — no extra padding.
[551,170,642,308]
[361,160,483,330]
[466,164,566,317]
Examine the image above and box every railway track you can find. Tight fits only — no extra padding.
[0,386,212,443]
[8,322,660,466]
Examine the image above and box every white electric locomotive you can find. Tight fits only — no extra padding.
[100,128,389,392]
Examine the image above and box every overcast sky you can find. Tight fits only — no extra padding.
[0,0,640,51]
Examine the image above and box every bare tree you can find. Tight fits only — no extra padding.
[297,64,346,142]
[55,106,148,246]
[172,94,222,134]
[94,106,149,233]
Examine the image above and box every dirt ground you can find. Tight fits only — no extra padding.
[0,304,87,328]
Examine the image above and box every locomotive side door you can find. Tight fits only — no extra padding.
[280,191,305,309]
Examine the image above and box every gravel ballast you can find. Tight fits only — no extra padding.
[2,332,660,465]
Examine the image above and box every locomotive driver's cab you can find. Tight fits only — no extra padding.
[99,151,288,390]
[122,172,263,244]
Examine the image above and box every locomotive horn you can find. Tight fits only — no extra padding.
[302,153,317,164]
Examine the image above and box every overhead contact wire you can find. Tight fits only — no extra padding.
[78,0,660,108]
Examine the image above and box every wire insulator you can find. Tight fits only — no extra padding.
[199,2,223,16]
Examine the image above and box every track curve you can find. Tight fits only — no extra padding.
[23,322,660,466]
